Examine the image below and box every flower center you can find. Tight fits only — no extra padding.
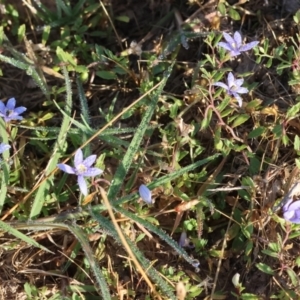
[6,110,13,116]
[231,42,237,49]
[76,163,87,174]
[230,83,238,91]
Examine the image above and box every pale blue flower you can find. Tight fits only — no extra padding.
[213,72,248,107]
[0,98,27,122]
[57,149,103,196]
[283,198,300,224]
[139,184,152,204]
[218,31,259,57]
[0,143,10,154]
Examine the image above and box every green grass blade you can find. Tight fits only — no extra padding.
[29,65,73,218]
[0,120,10,213]
[0,52,49,98]
[67,223,111,299]
[0,220,54,254]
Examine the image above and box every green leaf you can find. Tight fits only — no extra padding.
[74,65,88,73]
[295,135,300,151]
[228,7,241,20]
[248,127,266,138]
[216,96,231,112]
[201,107,212,129]
[266,57,272,68]
[241,223,253,239]
[296,159,300,171]
[286,102,300,120]
[272,124,282,138]
[217,3,226,15]
[17,24,26,43]
[268,242,280,252]
[286,268,298,286]
[56,46,77,65]
[42,25,51,45]
[0,26,4,45]
[255,262,274,275]
[231,114,250,128]
[245,240,253,256]
[241,294,260,300]
[115,15,130,22]
[246,99,261,109]
[295,256,300,267]
[261,249,279,258]
[96,70,117,80]
[282,134,289,146]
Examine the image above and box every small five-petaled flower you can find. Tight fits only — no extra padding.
[213,72,248,107]
[57,149,103,196]
[0,97,27,122]
[218,31,259,57]
[282,198,300,224]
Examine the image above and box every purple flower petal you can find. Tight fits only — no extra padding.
[283,198,294,211]
[230,50,241,57]
[218,42,233,52]
[235,95,243,107]
[57,163,76,174]
[213,82,229,90]
[82,167,103,177]
[77,175,88,195]
[223,32,235,46]
[8,113,23,121]
[0,101,5,113]
[233,31,242,47]
[227,72,235,87]
[235,79,244,87]
[139,184,152,204]
[283,210,295,221]
[240,41,259,52]
[74,149,83,166]
[82,154,97,168]
[235,87,249,94]
[6,98,16,110]
[14,106,27,115]
[286,200,300,211]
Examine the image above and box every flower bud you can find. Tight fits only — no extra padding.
[232,273,240,287]
[139,184,152,204]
